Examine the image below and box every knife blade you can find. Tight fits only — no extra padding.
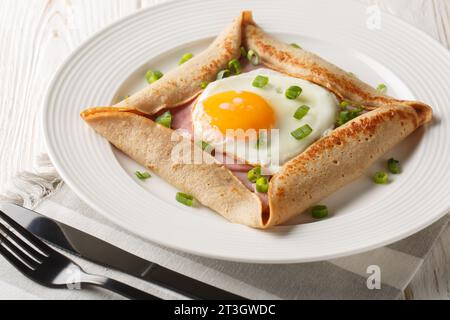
[0,203,245,300]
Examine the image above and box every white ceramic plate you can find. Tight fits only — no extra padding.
[43,0,450,263]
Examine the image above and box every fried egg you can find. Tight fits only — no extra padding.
[192,69,338,173]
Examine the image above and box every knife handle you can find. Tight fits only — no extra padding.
[82,273,160,300]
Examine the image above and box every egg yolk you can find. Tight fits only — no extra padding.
[201,91,276,136]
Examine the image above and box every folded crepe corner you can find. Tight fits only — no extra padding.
[82,11,433,229]
[82,108,268,229]
[266,104,426,226]
[113,11,253,116]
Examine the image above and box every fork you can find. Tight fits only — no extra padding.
[0,210,159,300]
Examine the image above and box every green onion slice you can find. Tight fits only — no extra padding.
[176,192,195,207]
[256,177,269,193]
[217,69,231,80]
[387,158,401,174]
[336,106,364,126]
[228,59,242,75]
[285,86,302,100]
[155,111,172,128]
[337,110,350,126]
[247,49,260,66]
[291,124,313,140]
[200,81,209,89]
[240,46,248,58]
[198,140,214,153]
[373,171,389,184]
[135,171,151,181]
[178,53,193,65]
[376,83,388,94]
[312,205,329,219]
[340,100,350,109]
[256,131,268,149]
[146,70,163,84]
[252,75,269,88]
[294,105,310,120]
[290,43,302,49]
[248,167,262,183]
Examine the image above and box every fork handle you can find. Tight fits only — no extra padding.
[82,274,161,300]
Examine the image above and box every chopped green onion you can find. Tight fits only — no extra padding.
[256,139,261,149]
[312,205,329,219]
[294,105,310,120]
[176,192,195,207]
[376,83,388,94]
[336,107,364,126]
[135,171,151,181]
[228,59,242,75]
[247,49,260,66]
[201,81,209,89]
[217,69,231,80]
[340,100,350,109]
[256,131,268,149]
[146,70,163,84]
[240,46,247,58]
[155,111,172,128]
[337,110,350,126]
[124,95,130,99]
[252,75,269,88]
[290,43,302,49]
[256,177,269,193]
[354,106,364,113]
[387,158,401,174]
[285,86,303,100]
[199,140,214,153]
[248,167,262,183]
[373,171,389,184]
[291,124,313,140]
[178,53,193,65]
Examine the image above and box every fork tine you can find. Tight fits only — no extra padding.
[0,222,46,262]
[0,210,51,255]
[0,239,35,277]
[0,232,39,269]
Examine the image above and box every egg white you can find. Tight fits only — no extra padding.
[192,69,339,173]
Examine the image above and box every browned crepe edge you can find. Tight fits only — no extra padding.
[267,106,422,226]
[243,23,432,125]
[242,21,433,226]
[81,109,265,228]
[114,11,254,115]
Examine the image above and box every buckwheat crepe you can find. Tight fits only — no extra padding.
[81,11,432,229]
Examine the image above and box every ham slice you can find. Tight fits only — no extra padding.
[171,101,193,132]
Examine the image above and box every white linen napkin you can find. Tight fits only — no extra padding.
[0,154,448,300]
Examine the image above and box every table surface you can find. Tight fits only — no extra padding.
[0,0,449,193]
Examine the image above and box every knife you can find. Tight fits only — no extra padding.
[0,203,245,300]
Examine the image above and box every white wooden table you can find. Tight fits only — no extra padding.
[0,0,449,299]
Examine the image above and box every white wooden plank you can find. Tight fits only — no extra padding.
[0,0,138,193]
[432,0,450,48]
[360,0,450,48]
[405,223,450,299]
